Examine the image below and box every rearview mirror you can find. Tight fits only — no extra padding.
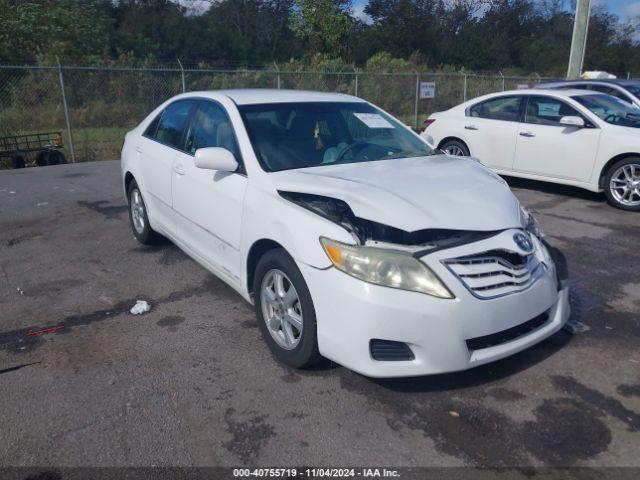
[559,116,585,128]
[194,147,238,172]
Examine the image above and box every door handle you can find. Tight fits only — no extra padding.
[464,125,479,130]
[135,146,143,154]
[519,131,535,137]
[173,164,185,175]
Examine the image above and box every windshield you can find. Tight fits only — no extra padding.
[238,102,435,172]
[572,94,640,128]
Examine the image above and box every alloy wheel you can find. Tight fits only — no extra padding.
[260,269,303,350]
[610,163,640,207]
[130,188,146,234]
[444,144,465,156]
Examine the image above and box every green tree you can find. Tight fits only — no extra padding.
[0,0,112,63]
[290,0,353,57]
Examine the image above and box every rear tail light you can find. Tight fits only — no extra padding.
[421,119,436,132]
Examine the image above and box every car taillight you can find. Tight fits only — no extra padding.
[421,119,436,132]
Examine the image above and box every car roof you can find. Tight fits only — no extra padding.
[470,88,599,103]
[538,79,639,87]
[180,89,363,105]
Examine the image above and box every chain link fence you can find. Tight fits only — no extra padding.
[0,64,563,165]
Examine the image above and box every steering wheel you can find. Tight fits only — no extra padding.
[334,141,371,163]
[604,114,620,123]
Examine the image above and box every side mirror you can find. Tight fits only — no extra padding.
[194,147,238,172]
[559,116,585,128]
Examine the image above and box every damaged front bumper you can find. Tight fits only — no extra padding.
[298,229,570,378]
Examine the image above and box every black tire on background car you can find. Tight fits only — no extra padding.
[440,139,470,157]
[253,248,321,369]
[47,151,66,165]
[36,151,49,166]
[603,157,640,211]
[127,180,164,244]
[11,155,25,169]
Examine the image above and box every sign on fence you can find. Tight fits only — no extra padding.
[419,82,436,99]
[517,84,530,89]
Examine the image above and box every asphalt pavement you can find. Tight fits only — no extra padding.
[0,161,638,468]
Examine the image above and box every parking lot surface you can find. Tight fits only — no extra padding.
[0,161,639,467]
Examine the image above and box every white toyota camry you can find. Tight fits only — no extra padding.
[422,89,640,211]
[121,89,570,378]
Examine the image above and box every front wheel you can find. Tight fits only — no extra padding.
[253,249,321,369]
[127,181,164,244]
[440,139,470,157]
[604,158,640,211]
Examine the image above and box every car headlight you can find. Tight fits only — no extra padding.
[320,237,454,298]
[520,205,543,238]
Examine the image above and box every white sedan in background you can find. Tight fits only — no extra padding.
[422,89,640,211]
[122,89,569,378]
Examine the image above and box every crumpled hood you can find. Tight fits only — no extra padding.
[269,155,521,232]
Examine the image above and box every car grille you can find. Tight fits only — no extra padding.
[443,249,544,299]
[465,311,550,351]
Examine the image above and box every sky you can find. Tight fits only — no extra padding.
[350,0,640,24]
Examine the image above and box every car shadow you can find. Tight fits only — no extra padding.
[502,175,606,205]
[368,330,573,393]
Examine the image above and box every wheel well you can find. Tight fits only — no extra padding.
[598,153,640,188]
[246,239,284,296]
[124,172,135,196]
[438,136,469,152]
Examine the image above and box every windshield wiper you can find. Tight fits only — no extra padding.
[379,150,431,161]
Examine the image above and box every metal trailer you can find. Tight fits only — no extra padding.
[0,131,67,169]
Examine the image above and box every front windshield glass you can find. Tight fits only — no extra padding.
[238,102,435,172]
[572,94,640,128]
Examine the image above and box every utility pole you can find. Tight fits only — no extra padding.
[567,0,591,79]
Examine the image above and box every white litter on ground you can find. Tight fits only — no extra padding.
[564,319,591,334]
[130,300,151,315]
[37,202,49,207]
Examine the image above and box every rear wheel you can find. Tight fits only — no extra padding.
[440,139,470,157]
[47,151,66,165]
[604,158,640,211]
[11,155,25,169]
[36,151,49,166]
[254,249,321,369]
[127,180,164,244]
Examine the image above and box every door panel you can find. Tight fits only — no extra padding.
[172,101,247,284]
[137,99,196,234]
[463,118,519,170]
[513,96,601,182]
[466,95,522,170]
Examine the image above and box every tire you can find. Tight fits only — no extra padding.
[127,180,164,245]
[11,155,25,169]
[47,151,66,165]
[603,157,640,211]
[253,248,321,369]
[440,139,470,157]
[36,151,49,166]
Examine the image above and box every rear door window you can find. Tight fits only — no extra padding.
[149,100,196,149]
[469,96,522,122]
